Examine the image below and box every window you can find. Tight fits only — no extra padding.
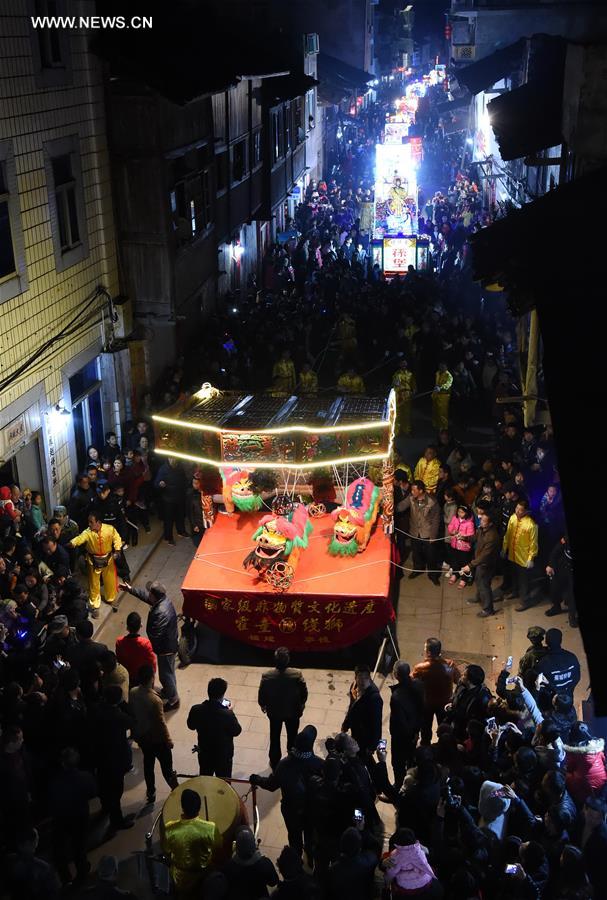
[0,163,16,280]
[231,140,248,183]
[284,104,292,153]
[36,0,63,66]
[0,141,28,302]
[45,136,88,271]
[306,89,317,131]
[294,97,304,144]
[169,146,213,247]
[52,155,80,251]
[30,0,72,87]
[253,130,262,167]
[216,151,228,193]
[272,109,283,163]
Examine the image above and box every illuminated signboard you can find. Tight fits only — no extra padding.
[383,237,417,273]
[384,122,409,144]
[374,142,418,239]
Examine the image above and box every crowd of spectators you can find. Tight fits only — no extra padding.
[0,78,590,900]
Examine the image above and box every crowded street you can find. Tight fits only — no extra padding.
[1,1,605,898]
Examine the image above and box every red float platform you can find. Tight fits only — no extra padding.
[181,512,395,651]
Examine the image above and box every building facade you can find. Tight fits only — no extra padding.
[0,1,127,510]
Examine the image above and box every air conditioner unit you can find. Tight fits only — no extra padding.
[453,45,476,61]
[112,299,133,339]
[305,33,319,55]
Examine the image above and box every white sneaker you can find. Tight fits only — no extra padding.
[444,567,453,578]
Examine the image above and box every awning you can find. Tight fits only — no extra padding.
[488,80,563,161]
[469,166,603,288]
[435,93,472,115]
[262,73,319,105]
[317,52,374,95]
[487,36,566,161]
[456,39,525,95]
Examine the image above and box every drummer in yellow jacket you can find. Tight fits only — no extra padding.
[337,367,366,395]
[432,361,453,430]
[392,359,416,436]
[413,446,440,494]
[68,511,122,615]
[500,497,539,612]
[164,788,220,896]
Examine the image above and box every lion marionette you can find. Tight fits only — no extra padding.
[329,477,380,556]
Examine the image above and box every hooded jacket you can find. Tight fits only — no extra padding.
[563,738,607,805]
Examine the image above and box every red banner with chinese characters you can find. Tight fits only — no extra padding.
[181,512,395,651]
[182,591,394,651]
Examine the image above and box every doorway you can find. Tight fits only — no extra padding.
[69,357,104,470]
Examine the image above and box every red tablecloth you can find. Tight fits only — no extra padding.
[181,512,394,651]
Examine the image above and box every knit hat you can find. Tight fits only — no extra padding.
[235,828,257,860]
[294,724,317,752]
[53,505,68,518]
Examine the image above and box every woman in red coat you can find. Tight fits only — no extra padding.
[563,721,607,806]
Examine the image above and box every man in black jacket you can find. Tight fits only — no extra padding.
[154,457,188,545]
[545,535,576,627]
[119,579,180,709]
[66,619,108,676]
[389,661,423,789]
[251,725,322,856]
[342,665,383,761]
[67,475,95,531]
[187,677,242,777]
[535,628,580,701]
[89,685,135,835]
[446,664,491,740]
[258,646,308,770]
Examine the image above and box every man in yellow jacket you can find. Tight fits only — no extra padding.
[499,498,539,612]
[392,359,416,436]
[298,362,318,395]
[271,349,297,394]
[68,511,122,615]
[413,446,440,494]
[432,361,453,430]
[337,367,366,395]
[163,788,220,897]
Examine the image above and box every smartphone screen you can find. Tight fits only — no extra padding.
[353,808,363,820]
[505,864,518,875]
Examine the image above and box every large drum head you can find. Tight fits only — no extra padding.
[160,776,242,853]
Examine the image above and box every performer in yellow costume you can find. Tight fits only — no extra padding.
[414,446,440,494]
[432,361,453,430]
[271,349,296,394]
[298,363,318,395]
[337,368,366,394]
[163,788,220,897]
[337,314,357,357]
[68,511,122,611]
[392,359,416,435]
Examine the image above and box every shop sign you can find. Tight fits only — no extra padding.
[47,429,58,488]
[4,415,26,449]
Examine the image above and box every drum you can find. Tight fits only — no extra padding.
[160,776,246,860]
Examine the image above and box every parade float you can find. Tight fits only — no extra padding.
[153,386,397,652]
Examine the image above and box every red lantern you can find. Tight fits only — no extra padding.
[444,23,452,39]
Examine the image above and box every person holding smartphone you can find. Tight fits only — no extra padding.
[187,677,242,778]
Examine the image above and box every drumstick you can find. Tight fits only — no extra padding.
[204,795,209,821]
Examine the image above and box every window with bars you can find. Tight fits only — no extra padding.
[169,147,212,246]
[0,162,16,280]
